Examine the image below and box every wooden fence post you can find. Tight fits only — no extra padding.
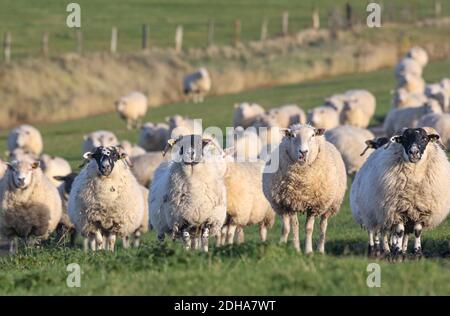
[142,24,149,50]
[207,20,214,46]
[435,1,442,18]
[175,25,183,52]
[42,32,49,58]
[282,11,289,36]
[234,20,241,46]
[75,30,82,54]
[312,8,320,29]
[111,27,118,53]
[345,2,353,29]
[3,32,11,64]
[260,19,268,41]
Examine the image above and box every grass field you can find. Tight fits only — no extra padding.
[0,59,450,295]
[0,0,446,58]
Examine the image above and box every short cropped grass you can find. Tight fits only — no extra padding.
[0,59,449,295]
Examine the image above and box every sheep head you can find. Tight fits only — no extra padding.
[6,159,40,189]
[389,128,442,163]
[281,125,325,166]
[82,146,127,177]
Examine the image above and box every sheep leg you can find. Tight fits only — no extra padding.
[107,234,116,252]
[201,227,210,252]
[305,213,315,255]
[226,223,237,245]
[157,232,165,243]
[122,236,130,249]
[381,230,390,254]
[402,234,409,253]
[413,223,423,258]
[133,232,141,248]
[182,230,191,250]
[95,231,104,251]
[317,214,328,254]
[8,238,17,254]
[291,213,301,253]
[191,236,200,250]
[259,224,267,242]
[279,213,290,244]
[374,230,381,257]
[83,238,89,252]
[237,227,245,244]
[392,223,405,261]
[88,235,97,251]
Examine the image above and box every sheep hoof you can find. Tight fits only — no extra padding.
[412,247,423,260]
[390,247,406,263]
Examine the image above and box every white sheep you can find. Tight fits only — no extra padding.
[307,106,340,129]
[130,152,169,187]
[324,93,348,113]
[123,185,149,248]
[183,67,212,103]
[115,91,148,130]
[226,126,261,161]
[0,159,6,180]
[7,124,43,156]
[397,73,425,94]
[418,113,450,148]
[262,124,347,254]
[425,83,450,112]
[391,88,427,109]
[395,58,423,82]
[118,140,146,158]
[167,115,202,138]
[7,148,39,162]
[325,125,375,176]
[40,154,72,187]
[82,130,119,154]
[0,159,62,253]
[53,173,78,246]
[340,89,376,128]
[220,160,275,245]
[68,146,145,251]
[406,46,429,68]
[138,122,170,151]
[384,100,442,137]
[350,127,450,258]
[149,135,227,252]
[276,104,307,126]
[232,102,265,128]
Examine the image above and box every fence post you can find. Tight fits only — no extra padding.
[42,32,49,58]
[111,27,118,53]
[175,25,183,52]
[282,11,289,36]
[234,20,241,46]
[435,1,442,18]
[75,30,82,54]
[260,19,268,41]
[207,20,214,46]
[345,2,353,29]
[142,24,149,50]
[3,32,11,64]
[312,8,320,29]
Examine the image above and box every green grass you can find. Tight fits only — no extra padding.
[0,59,450,295]
[0,0,446,58]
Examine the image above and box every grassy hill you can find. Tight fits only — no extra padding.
[0,0,446,58]
[0,59,449,295]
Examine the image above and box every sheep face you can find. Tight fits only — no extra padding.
[115,99,126,112]
[391,128,440,163]
[283,126,325,165]
[166,135,217,165]
[84,146,124,177]
[7,160,40,189]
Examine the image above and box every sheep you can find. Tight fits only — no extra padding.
[82,130,119,154]
[307,106,340,129]
[220,160,275,245]
[0,159,6,180]
[395,58,423,82]
[325,125,375,175]
[7,148,39,162]
[130,152,169,187]
[398,73,426,94]
[68,146,145,251]
[118,140,146,158]
[406,46,429,68]
[384,100,442,137]
[40,154,72,187]
[53,173,78,246]
[226,126,261,161]
[0,159,62,253]
[340,90,376,128]
[232,102,265,128]
[277,104,307,126]
[123,185,149,248]
[149,135,227,252]
[167,115,202,138]
[418,113,450,148]
[391,88,427,109]
[7,124,43,156]
[138,122,170,151]
[324,93,347,113]
[262,124,347,254]
[255,105,306,129]
[183,67,212,103]
[350,127,450,258]
[425,83,450,113]
[115,91,148,130]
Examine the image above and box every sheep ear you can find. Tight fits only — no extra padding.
[31,161,40,169]
[6,162,14,170]
[162,139,177,157]
[390,135,402,143]
[83,152,93,160]
[53,175,65,181]
[428,134,440,142]
[314,128,325,136]
[281,128,293,138]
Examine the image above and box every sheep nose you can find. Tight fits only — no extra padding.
[299,149,308,156]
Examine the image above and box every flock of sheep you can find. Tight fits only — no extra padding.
[0,47,449,260]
